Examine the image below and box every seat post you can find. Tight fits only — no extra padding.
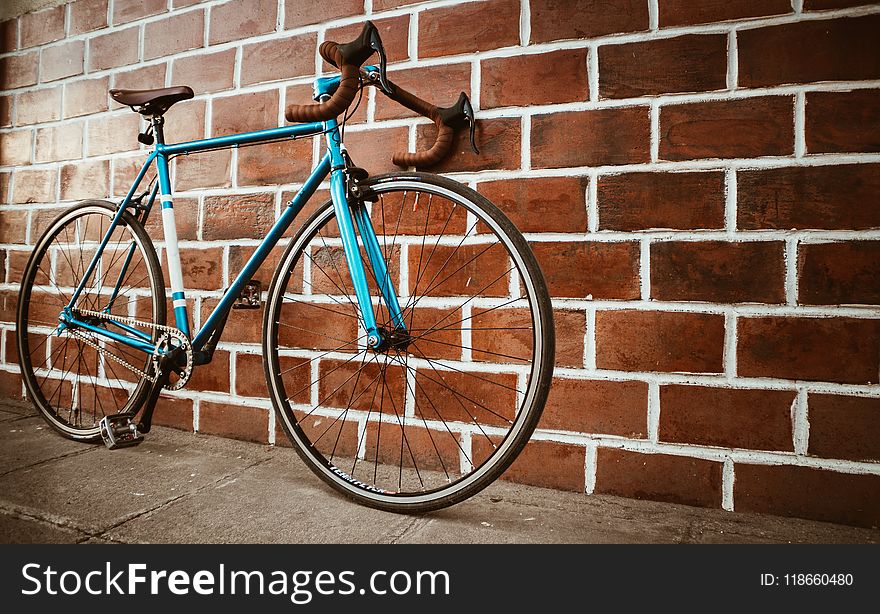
[151,115,166,145]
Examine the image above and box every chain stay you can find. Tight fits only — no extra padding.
[67,326,155,382]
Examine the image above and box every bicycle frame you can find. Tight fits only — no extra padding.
[62,70,405,363]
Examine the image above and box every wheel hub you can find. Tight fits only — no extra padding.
[369,326,412,353]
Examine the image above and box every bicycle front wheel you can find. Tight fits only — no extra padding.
[263,172,554,512]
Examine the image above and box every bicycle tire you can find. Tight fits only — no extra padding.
[16,200,166,442]
[263,172,554,513]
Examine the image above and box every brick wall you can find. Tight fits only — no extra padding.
[2,0,880,528]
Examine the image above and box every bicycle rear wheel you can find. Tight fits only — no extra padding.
[263,172,554,512]
[16,200,166,442]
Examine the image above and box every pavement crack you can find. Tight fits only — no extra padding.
[4,413,39,423]
[96,456,274,541]
[388,515,431,544]
[0,446,98,479]
[676,518,704,544]
[0,502,96,540]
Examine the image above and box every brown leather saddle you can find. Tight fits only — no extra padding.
[109,86,194,116]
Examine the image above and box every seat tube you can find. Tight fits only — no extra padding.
[325,121,382,346]
[154,138,191,339]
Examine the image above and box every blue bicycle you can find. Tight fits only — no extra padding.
[15,23,555,512]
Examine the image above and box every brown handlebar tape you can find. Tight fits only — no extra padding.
[318,40,342,68]
[284,43,359,123]
[393,123,454,168]
[386,86,455,168]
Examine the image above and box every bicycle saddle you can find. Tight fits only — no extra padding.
[110,86,194,116]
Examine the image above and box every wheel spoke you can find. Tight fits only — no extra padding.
[408,345,522,395]
[407,275,520,343]
[406,360,474,469]
[408,350,515,426]
[316,352,377,459]
[410,240,498,309]
[407,194,453,315]
[393,349,453,481]
[413,335,529,363]
[277,320,361,347]
[285,347,370,408]
[276,334,366,377]
[307,236,363,324]
[282,294,360,321]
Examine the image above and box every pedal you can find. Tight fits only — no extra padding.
[233,280,262,310]
[99,414,144,450]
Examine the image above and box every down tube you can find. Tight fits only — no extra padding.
[191,153,332,351]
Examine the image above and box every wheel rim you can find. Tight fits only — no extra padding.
[18,205,162,437]
[267,179,549,504]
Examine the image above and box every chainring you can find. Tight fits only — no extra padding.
[68,307,193,390]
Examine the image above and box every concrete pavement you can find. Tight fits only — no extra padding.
[1,396,876,544]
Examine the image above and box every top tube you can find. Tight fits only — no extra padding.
[160,122,325,155]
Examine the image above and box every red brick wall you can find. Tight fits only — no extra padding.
[2,0,880,527]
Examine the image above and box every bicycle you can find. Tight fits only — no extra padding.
[15,22,555,513]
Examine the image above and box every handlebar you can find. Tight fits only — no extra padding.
[285,21,479,169]
[285,21,389,123]
[385,86,478,167]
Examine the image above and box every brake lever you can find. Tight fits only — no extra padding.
[438,92,479,154]
[368,25,392,94]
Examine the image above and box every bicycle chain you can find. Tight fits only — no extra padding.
[67,308,193,391]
